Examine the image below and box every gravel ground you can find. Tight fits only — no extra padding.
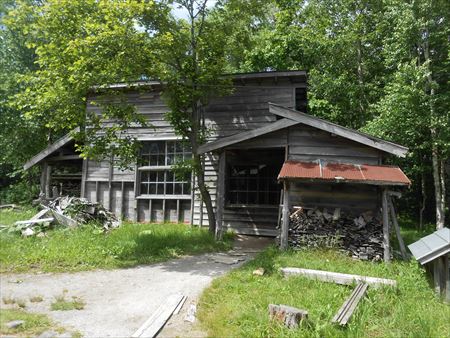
[0,236,272,337]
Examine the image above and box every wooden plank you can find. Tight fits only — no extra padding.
[382,188,391,262]
[173,295,187,315]
[197,118,300,154]
[215,151,226,239]
[80,159,88,198]
[281,181,290,250]
[280,267,397,288]
[388,196,407,260]
[23,127,80,170]
[332,282,368,325]
[15,218,54,225]
[30,208,50,221]
[268,103,408,157]
[131,294,184,338]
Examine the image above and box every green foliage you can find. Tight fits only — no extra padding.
[0,178,40,204]
[0,219,233,273]
[198,247,450,337]
[3,0,172,166]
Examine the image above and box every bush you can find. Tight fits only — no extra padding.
[0,180,40,205]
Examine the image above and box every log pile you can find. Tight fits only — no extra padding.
[288,207,383,261]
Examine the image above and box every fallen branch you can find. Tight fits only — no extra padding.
[280,267,396,288]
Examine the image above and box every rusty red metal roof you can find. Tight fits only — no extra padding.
[278,161,411,186]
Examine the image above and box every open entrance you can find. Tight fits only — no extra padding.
[222,148,285,236]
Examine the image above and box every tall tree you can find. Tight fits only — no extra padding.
[365,0,449,228]
[158,0,232,236]
[4,0,171,168]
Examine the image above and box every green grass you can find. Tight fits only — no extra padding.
[0,207,38,226]
[0,309,64,336]
[198,247,450,338]
[51,295,85,311]
[0,209,232,273]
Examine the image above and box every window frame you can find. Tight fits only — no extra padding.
[136,140,192,198]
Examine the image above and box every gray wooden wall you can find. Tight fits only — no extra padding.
[82,76,303,225]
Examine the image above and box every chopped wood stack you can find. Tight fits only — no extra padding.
[288,207,383,261]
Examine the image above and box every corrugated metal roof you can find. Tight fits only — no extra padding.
[408,228,450,265]
[278,161,411,186]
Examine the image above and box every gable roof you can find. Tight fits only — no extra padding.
[408,227,450,265]
[268,103,408,157]
[197,118,300,154]
[23,127,79,170]
[197,103,409,157]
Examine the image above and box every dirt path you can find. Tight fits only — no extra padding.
[0,236,272,337]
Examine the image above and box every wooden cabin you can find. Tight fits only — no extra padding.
[24,71,411,257]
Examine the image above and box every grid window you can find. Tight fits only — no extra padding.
[138,141,192,196]
[227,165,280,205]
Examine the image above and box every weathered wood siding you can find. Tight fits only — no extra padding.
[82,77,302,225]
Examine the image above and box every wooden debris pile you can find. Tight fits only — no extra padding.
[289,207,383,261]
[4,197,120,236]
[47,196,120,231]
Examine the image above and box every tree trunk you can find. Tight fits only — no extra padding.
[419,172,426,230]
[424,32,445,229]
[193,153,216,233]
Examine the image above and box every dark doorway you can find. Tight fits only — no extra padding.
[225,148,285,206]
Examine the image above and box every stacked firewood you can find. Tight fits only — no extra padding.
[288,207,383,261]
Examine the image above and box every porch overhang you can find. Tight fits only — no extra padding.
[23,127,80,170]
[277,160,411,186]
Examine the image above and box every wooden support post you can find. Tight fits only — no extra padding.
[133,164,138,222]
[176,199,180,223]
[189,174,195,226]
[80,159,88,198]
[215,151,226,240]
[107,158,113,211]
[162,199,166,222]
[40,162,48,197]
[120,181,125,220]
[45,164,52,199]
[149,199,153,222]
[381,188,390,262]
[95,181,99,204]
[387,196,407,260]
[281,181,290,250]
[443,255,450,303]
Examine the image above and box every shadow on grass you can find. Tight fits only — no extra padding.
[113,223,233,267]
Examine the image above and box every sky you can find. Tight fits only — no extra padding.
[171,1,217,20]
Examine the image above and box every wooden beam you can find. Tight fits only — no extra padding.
[23,127,80,170]
[382,188,391,262]
[131,294,184,338]
[95,181,99,204]
[280,267,397,288]
[268,103,408,158]
[332,282,368,326]
[281,181,290,250]
[388,196,407,260]
[197,118,300,154]
[215,151,226,239]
